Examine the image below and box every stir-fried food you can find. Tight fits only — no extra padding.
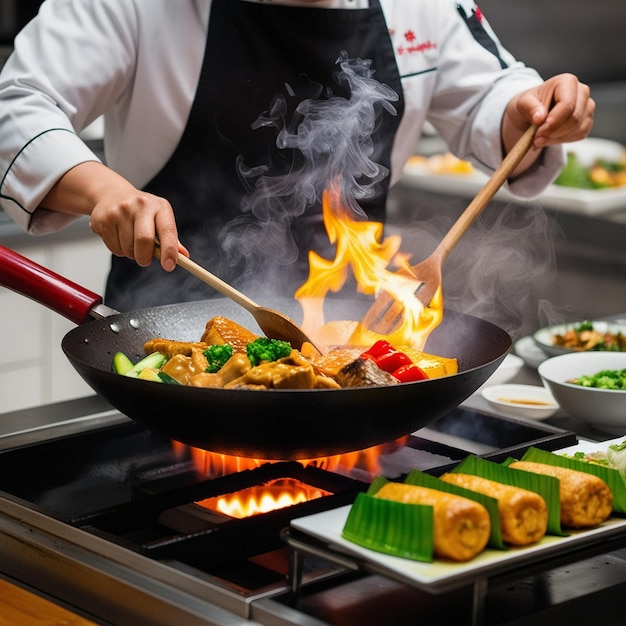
[113,316,458,390]
[554,151,626,189]
[551,321,626,352]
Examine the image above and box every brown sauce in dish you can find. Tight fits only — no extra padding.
[497,397,554,406]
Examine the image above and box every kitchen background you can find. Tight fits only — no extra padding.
[0,0,625,413]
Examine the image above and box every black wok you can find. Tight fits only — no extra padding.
[0,244,511,459]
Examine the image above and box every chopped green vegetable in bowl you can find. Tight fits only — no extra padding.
[568,368,626,390]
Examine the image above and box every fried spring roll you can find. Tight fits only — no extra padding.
[375,482,491,562]
[439,473,547,546]
[508,461,613,528]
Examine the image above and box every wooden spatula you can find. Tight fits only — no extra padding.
[154,243,318,350]
[361,124,538,334]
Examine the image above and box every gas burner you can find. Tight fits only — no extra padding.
[71,461,367,568]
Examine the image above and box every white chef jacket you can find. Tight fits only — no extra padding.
[0,0,563,235]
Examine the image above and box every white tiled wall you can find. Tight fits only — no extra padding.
[0,227,111,413]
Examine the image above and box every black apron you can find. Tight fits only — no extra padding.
[105,0,404,311]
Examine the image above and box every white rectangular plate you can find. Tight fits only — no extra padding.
[400,163,626,216]
[290,437,626,593]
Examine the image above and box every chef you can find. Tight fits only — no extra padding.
[0,0,594,311]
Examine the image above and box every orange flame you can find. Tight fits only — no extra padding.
[172,438,406,480]
[196,478,331,519]
[171,439,406,518]
[295,182,443,349]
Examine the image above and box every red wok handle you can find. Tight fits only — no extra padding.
[0,244,104,325]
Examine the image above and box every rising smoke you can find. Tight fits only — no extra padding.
[219,51,398,293]
[389,197,562,340]
[214,50,560,340]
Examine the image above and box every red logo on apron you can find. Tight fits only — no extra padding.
[397,30,437,56]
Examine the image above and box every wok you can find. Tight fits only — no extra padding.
[0,244,511,459]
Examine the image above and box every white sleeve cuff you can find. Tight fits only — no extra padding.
[467,74,565,198]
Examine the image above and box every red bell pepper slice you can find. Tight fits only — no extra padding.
[360,340,429,382]
[393,363,429,382]
[361,340,396,360]
[375,350,412,373]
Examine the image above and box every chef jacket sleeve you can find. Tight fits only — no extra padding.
[0,0,140,234]
[436,0,564,197]
[389,0,564,198]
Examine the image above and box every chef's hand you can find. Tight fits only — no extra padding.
[502,73,595,177]
[41,161,188,271]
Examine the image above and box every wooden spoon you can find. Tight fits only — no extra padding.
[154,243,317,350]
[362,124,538,334]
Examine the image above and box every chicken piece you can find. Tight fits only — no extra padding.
[313,375,341,389]
[188,353,251,388]
[226,353,316,389]
[201,316,259,354]
[334,357,398,388]
[143,338,208,359]
[189,372,224,388]
[217,353,252,384]
[160,348,209,385]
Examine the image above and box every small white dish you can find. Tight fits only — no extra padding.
[481,384,559,420]
[514,336,549,369]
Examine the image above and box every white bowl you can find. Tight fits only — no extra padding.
[533,319,626,358]
[479,354,524,389]
[538,352,626,434]
[481,384,559,420]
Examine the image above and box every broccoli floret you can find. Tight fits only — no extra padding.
[203,344,233,373]
[576,321,594,332]
[246,337,292,367]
